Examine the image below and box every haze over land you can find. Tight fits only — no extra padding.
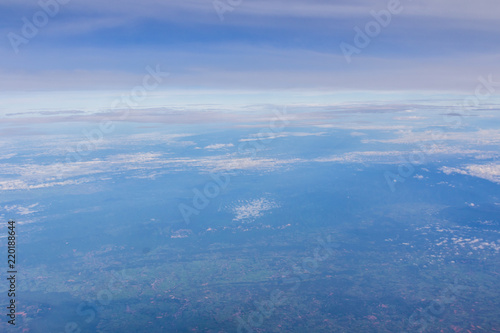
[0,0,499,332]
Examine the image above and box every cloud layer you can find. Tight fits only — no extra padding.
[1,0,499,97]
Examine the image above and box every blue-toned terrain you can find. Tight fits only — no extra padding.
[1,103,499,332]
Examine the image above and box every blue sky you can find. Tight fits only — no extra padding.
[1,0,499,111]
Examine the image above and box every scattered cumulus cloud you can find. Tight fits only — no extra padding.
[231,198,280,222]
[3,203,40,215]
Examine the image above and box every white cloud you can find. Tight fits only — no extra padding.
[441,162,500,184]
[0,178,92,191]
[364,129,500,145]
[239,132,326,142]
[394,116,427,121]
[231,198,280,222]
[204,143,235,150]
[189,156,303,173]
[3,203,39,216]
[0,153,16,160]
